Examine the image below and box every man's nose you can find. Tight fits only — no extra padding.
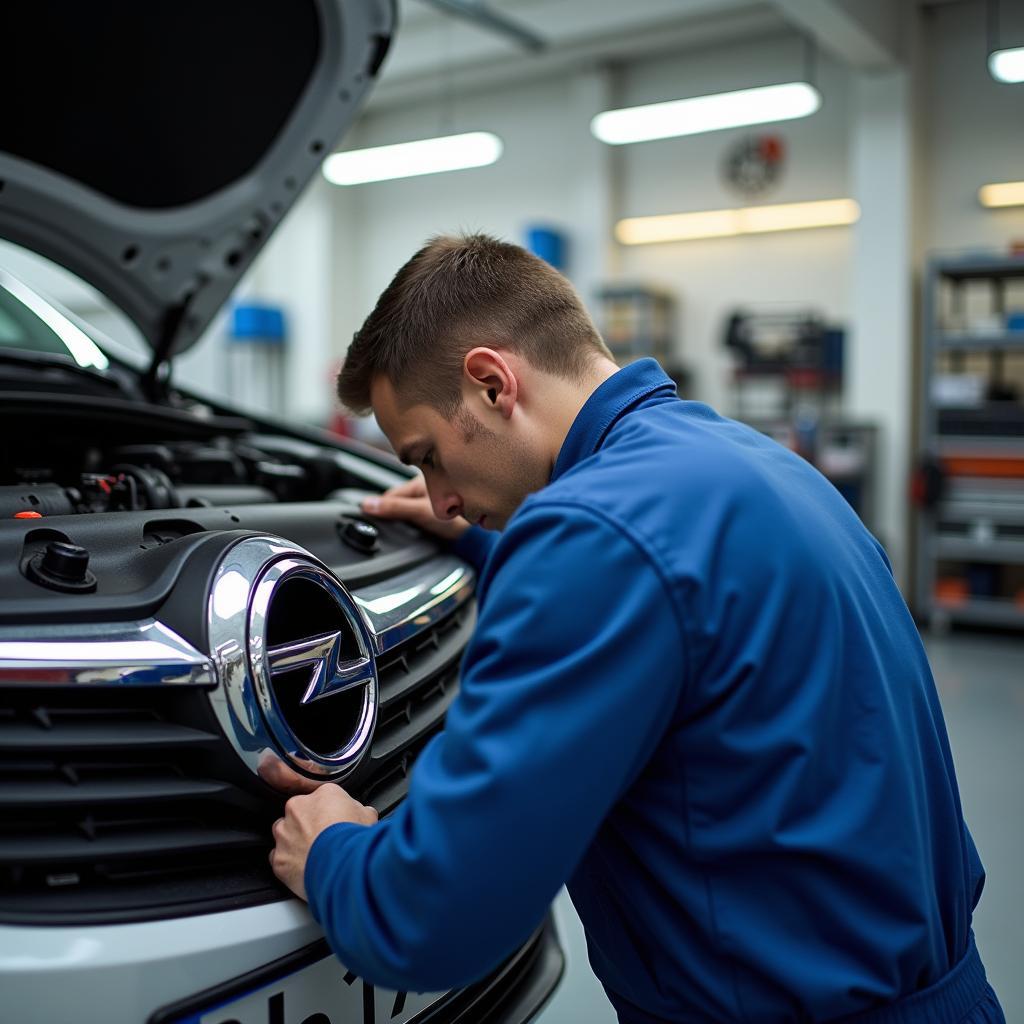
[427,481,462,521]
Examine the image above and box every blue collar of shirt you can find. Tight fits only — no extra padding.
[552,358,677,482]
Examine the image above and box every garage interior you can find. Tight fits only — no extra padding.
[0,0,1021,1019]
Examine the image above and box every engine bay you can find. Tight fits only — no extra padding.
[0,401,433,625]
[3,435,359,518]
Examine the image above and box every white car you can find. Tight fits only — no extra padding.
[0,3,569,1021]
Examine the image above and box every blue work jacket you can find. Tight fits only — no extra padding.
[307,359,990,1022]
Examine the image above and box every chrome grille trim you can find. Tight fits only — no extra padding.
[0,620,214,688]
[0,553,473,689]
[353,554,475,654]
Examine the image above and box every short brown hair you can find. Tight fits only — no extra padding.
[337,233,610,415]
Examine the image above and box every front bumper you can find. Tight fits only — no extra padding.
[0,898,563,1024]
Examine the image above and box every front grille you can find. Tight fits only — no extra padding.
[425,920,564,1024]
[0,688,277,924]
[0,597,476,924]
[356,600,475,814]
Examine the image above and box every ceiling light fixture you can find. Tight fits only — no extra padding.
[979,181,1024,207]
[987,0,1024,82]
[989,47,1024,82]
[616,198,860,245]
[322,131,503,186]
[591,82,821,146]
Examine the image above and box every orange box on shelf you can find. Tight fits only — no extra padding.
[934,577,970,606]
[941,456,1024,478]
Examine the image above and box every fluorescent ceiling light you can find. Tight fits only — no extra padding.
[616,198,860,245]
[591,82,821,145]
[979,181,1024,208]
[322,132,503,185]
[989,47,1024,83]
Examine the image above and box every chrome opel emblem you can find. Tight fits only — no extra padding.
[207,537,378,781]
[267,630,375,705]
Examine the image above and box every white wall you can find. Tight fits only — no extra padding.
[923,2,1024,254]
[330,71,594,351]
[330,32,855,417]
[840,0,1024,583]
[847,65,916,578]
[617,33,853,409]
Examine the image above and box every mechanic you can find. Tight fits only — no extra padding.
[266,234,1004,1023]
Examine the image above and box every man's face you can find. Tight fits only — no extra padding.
[370,374,546,531]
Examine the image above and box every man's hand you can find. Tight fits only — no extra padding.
[361,476,469,542]
[257,749,327,795]
[269,784,379,901]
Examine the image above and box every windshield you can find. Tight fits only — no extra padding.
[0,281,69,356]
[0,272,109,369]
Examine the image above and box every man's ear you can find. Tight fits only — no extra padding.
[463,348,517,419]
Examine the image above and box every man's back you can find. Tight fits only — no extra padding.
[536,361,984,1020]
[306,358,1000,1024]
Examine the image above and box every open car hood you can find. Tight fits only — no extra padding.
[0,1,393,374]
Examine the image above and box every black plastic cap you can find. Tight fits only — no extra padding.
[25,542,98,593]
[338,517,380,555]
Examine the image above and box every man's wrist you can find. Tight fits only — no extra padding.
[304,820,363,921]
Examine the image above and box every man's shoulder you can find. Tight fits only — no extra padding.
[512,402,855,582]
[534,407,763,527]
[478,492,682,638]
[490,489,664,586]
[506,489,639,547]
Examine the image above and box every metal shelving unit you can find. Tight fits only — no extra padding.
[935,538,1024,563]
[936,331,1024,351]
[915,252,1024,630]
[932,598,1024,629]
[597,285,675,364]
[596,284,692,394]
[938,438,1024,454]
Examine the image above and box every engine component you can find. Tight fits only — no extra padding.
[108,464,178,510]
[0,483,76,518]
[176,485,277,507]
[109,444,176,473]
[172,446,247,484]
[24,540,97,592]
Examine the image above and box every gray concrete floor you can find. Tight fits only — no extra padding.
[925,630,1024,1021]
[540,630,1024,1022]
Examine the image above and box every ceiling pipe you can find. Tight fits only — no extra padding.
[413,0,546,52]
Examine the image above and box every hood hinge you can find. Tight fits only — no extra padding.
[143,291,196,403]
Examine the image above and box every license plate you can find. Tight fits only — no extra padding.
[151,940,448,1024]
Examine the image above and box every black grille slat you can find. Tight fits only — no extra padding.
[0,825,266,865]
[371,670,458,761]
[0,719,220,752]
[0,863,280,923]
[355,601,474,808]
[362,726,445,817]
[376,604,475,709]
[366,769,410,816]
[0,777,235,808]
